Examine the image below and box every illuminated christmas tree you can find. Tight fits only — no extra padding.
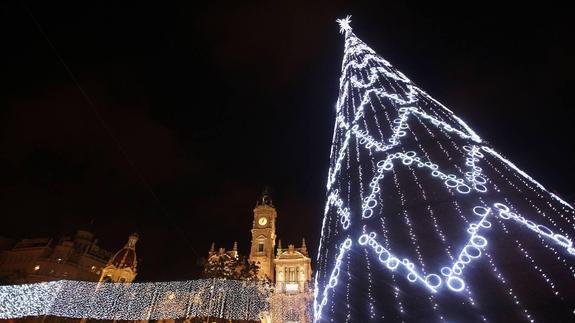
[314,16,575,322]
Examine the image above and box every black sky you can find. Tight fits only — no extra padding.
[1,1,574,281]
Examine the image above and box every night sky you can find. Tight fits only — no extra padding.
[1,2,573,281]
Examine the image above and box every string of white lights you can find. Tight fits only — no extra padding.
[0,279,269,321]
[356,203,573,293]
[314,238,352,322]
[482,146,575,211]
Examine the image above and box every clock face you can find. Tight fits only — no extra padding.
[258,217,268,226]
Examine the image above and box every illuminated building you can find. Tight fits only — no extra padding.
[271,240,313,322]
[249,191,278,281]
[274,239,311,294]
[206,190,313,322]
[98,232,139,284]
[0,230,112,284]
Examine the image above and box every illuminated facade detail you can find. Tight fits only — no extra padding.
[315,16,575,322]
[272,240,314,322]
[98,233,139,284]
[248,191,278,281]
[0,230,112,284]
[274,240,312,294]
[205,190,313,322]
[206,240,239,262]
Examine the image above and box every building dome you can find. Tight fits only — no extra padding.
[108,233,138,270]
[109,248,137,269]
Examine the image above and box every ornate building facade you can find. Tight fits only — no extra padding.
[273,239,311,294]
[0,229,112,284]
[99,232,139,284]
[206,191,313,322]
[0,230,139,286]
[248,193,278,281]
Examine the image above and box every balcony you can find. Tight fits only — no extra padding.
[285,282,299,293]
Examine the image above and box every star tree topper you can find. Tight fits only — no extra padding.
[336,15,353,35]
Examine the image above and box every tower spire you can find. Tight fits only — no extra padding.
[126,233,138,249]
[277,238,282,256]
[257,186,273,206]
[300,238,308,256]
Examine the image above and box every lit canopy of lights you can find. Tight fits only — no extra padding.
[315,16,575,322]
[0,279,269,321]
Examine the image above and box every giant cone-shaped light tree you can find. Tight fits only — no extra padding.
[315,16,575,322]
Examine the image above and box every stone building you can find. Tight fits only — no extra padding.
[0,229,112,284]
[273,239,311,294]
[248,192,278,281]
[0,229,139,287]
[206,190,313,322]
[98,232,139,284]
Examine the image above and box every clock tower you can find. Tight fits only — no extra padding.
[249,189,277,281]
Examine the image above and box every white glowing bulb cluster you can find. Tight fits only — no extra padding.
[492,203,575,254]
[0,279,269,321]
[326,190,351,229]
[315,16,575,322]
[336,15,353,35]
[269,291,313,322]
[463,145,488,192]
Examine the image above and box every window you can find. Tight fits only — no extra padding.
[257,242,264,253]
[286,267,299,293]
[288,267,296,282]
